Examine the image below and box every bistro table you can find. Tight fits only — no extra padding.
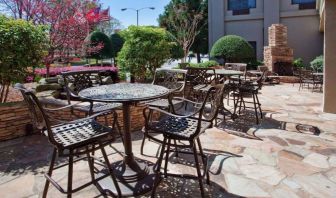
[208,69,244,77]
[79,83,170,196]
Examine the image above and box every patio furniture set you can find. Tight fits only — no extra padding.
[15,65,271,198]
[294,68,323,92]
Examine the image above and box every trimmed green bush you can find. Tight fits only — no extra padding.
[189,60,219,68]
[86,31,113,60]
[210,35,254,63]
[293,58,305,69]
[110,33,124,63]
[310,55,323,72]
[117,26,173,81]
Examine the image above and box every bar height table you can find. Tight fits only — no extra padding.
[79,83,169,196]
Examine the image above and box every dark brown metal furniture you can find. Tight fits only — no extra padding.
[78,83,170,197]
[15,84,122,198]
[141,68,187,155]
[233,71,266,124]
[186,67,216,101]
[61,70,121,115]
[143,85,225,197]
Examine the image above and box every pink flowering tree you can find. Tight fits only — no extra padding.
[1,0,104,77]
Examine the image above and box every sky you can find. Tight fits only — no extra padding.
[99,0,171,28]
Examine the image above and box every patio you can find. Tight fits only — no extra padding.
[1,83,335,198]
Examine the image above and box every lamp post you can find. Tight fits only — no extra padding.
[121,7,155,26]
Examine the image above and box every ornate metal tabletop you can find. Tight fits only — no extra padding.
[208,69,244,76]
[78,83,169,103]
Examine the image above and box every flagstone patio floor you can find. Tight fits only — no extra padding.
[1,83,336,198]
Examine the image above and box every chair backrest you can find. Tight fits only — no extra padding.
[191,84,225,138]
[258,65,269,72]
[186,67,216,86]
[152,68,187,93]
[15,84,61,147]
[97,70,119,85]
[61,70,99,103]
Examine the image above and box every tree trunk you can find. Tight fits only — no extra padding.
[197,53,201,63]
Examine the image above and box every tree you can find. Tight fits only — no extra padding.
[210,35,254,63]
[110,33,124,65]
[0,15,48,103]
[1,0,103,76]
[117,26,173,81]
[190,0,208,63]
[99,17,124,35]
[159,0,206,62]
[86,31,113,62]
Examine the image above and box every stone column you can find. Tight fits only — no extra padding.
[208,0,225,51]
[323,0,336,113]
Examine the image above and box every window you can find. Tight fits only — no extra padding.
[292,0,316,10]
[228,0,256,11]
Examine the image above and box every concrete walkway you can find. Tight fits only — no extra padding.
[0,84,335,197]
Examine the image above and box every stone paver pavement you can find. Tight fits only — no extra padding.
[0,83,336,197]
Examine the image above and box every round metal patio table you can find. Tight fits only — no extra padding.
[211,69,244,76]
[79,83,169,196]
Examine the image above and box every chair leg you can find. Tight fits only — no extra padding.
[86,152,96,185]
[67,150,74,198]
[197,138,210,185]
[164,139,171,178]
[255,94,263,119]
[252,93,259,124]
[174,139,179,157]
[140,133,146,155]
[42,148,57,198]
[192,141,205,198]
[151,137,167,197]
[100,145,122,197]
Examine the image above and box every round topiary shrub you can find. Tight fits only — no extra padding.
[210,35,254,63]
[86,31,113,60]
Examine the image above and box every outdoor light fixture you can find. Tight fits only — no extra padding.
[121,7,155,26]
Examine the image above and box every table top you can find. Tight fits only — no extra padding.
[248,70,263,75]
[78,83,169,103]
[313,73,323,76]
[210,69,244,76]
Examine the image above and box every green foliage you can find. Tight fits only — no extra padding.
[189,60,219,68]
[247,60,264,70]
[110,33,124,60]
[210,35,254,63]
[166,32,184,60]
[0,15,48,102]
[87,31,113,60]
[310,55,324,72]
[117,26,173,81]
[293,58,305,68]
[158,0,207,61]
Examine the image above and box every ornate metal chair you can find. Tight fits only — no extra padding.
[233,71,266,124]
[61,70,121,115]
[141,68,187,155]
[15,84,121,198]
[144,85,225,197]
[186,67,216,101]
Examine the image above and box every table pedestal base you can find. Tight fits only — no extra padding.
[96,160,156,197]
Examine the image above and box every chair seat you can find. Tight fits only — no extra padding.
[193,84,213,92]
[75,102,121,113]
[149,116,212,140]
[146,98,184,108]
[45,119,114,149]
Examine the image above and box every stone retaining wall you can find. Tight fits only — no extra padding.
[0,102,32,141]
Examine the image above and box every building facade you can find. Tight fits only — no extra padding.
[208,0,323,64]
